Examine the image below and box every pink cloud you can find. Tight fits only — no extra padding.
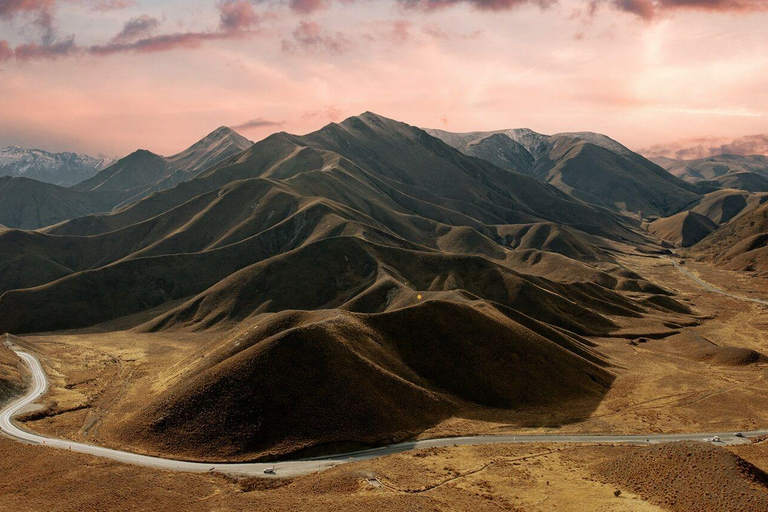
[89,0,136,11]
[289,0,331,13]
[231,117,284,130]
[396,0,554,10]
[219,0,261,31]
[283,20,351,53]
[13,36,78,61]
[0,40,13,61]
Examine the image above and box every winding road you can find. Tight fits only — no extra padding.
[2,343,767,477]
[668,258,768,306]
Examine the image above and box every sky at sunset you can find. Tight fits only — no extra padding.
[1,0,767,158]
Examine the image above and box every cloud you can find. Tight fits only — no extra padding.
[89,0,136,11]
[90,1,262,56]
[641,134,768,159]
[111,14,161,43]
[13,35,78,61]
[231,117,284,130]
[611,0,768,19]
[1,0,264,61]
[219,0,261,31]
[303,106,344,122]
[396,0,554,11]
[0,40,12,61]
[283,20,351,53]
[0,0,58,42]
[289,0,330,13]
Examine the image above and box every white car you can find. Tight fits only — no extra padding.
[712,436,721,443]
[263,467,276,474]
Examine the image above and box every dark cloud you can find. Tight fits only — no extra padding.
[111,14,160,43]
[231,118,284,130]
[283,20,351,53]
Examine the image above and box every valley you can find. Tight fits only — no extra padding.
[3,113,768,510]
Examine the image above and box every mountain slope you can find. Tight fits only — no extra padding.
[428,127,700,217]
[72,127,252,198]
[0,146,113,186]
[0,176,126,229]
[692,202,768,274]
[653,154,768,193]
[648,210,718,247]
[690,189,768,225]
[116,301,613,461]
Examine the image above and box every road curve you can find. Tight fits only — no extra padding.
[668,258,768,306]
[3,346,768,477]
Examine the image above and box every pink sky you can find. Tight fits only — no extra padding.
[1,0,767,157]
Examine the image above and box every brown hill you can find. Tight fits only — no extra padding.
[690,188,768,225]
[117,300,613,461]
[593,442,768,511]
[648,210,718,247]
[693,201,768,273]
[0,342,26,404]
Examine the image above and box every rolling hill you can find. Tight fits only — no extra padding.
[0,113,698,460]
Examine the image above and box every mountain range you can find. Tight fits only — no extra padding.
[0,127,252,229]
[0,112,701,460]
[651,154,768,193]
[2,112,768,460]
[427,128,701,217]
[0,146,114,187]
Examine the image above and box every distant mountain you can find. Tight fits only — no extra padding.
[427,128,700,217]
[0,176,126,230]
[652,154,768,192]
[73,127,253,202]
[0,146,114,187]
[0,128,252,230]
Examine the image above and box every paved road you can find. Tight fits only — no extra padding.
[668,258,768,306]
[2,346,767,477]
